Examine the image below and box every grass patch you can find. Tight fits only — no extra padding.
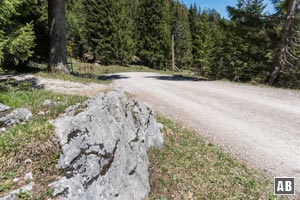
[0,84,87,198]
[148,116,275,200]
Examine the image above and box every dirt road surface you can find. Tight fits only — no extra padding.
[114,72,300,187]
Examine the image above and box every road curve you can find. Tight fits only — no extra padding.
[114,72,300,182]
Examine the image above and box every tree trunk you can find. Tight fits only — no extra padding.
[268,0,297,85]
[48,0,69,74]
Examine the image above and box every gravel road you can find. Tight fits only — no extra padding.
[114,72,300,183]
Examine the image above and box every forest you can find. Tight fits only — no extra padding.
[0,0,300,88]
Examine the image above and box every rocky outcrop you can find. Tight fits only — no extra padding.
[0,104,32,128]
[50,91,163,200]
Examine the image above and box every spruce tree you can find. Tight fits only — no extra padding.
[225,0,273,81]
[189,4,202,72]
[137,0,171,69]
[85,0,134,64]
[172,2,193,69]
[0,0,36,66]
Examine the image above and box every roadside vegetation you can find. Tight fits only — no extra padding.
[0,81,87,199]
[148,116,275,200]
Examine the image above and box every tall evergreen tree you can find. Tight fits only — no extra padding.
[224,0,273,81]
[189,4,201,70]
[172,2,193,69]
[137,0,171,69]
[85,0,135,64]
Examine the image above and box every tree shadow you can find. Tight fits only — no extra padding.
[145,75,208,82]
[97,74,129,81]
[0,75,45,90]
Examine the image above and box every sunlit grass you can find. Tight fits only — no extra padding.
[148,116,275,200]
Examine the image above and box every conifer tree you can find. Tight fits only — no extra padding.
[0,0,36,66]
[225,0,273,81]
[172,2,193,69]
[137,0,171,69]
[189,4,202,71]
[85,0,135,64]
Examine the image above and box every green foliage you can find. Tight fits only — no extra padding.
[84,0,135,65]
[4,23,35,62]
[0,0,36,66]
[188,6,221,77]
[199,0,275,82]
[221,0,274,81]
[137,0,171,69]
[172,2,193,69]
[66,0,87,58]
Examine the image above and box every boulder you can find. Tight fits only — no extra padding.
[0,103,10,112]
[0,108,32,128]
[49,91,163,200]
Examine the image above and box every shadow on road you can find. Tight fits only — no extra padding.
[0,75,44,90]
[145,75,207,82]
[97,74,129,81]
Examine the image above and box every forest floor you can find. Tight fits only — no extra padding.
[115,72,300,196]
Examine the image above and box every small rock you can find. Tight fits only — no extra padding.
[24,172,33,181]
[0,103,10,112]
[0,127,6,132]
[24,159,32,165]
[38,111,45,116]
[0,182,34,200]
[13,178,19,183]
[157,123,164,131]
[43,100,55,107]
[0,108,32,127]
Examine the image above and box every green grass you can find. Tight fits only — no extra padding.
[148,116,275,200]
[0,82,87,198]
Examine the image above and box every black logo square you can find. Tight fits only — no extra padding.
[274,177,295,195]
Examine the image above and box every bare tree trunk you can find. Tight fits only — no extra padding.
[48,0,69,74]
[268,0,297,85]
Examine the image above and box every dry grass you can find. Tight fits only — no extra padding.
[148,116,275,200]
